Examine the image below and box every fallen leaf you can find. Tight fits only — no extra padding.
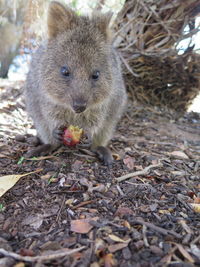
[88,184,106,193]
[194,197,200,204]
[112,153,121,160]
[191,203,200,213]
[90,262,100,267]
[103,253,115,267]
[40,174,51,181]
[122,220,131,230]
[71,217,98,233]
[79,178,93,189]
[159,209,171,214]
[123,156,135,169]
[108,234,131,243]
[169,151,189,160]
[115,207,134,217]
[0,169,42,198]
[94,238,106,252]
[79,178,105,193]
[65,198,74,206]
[19,248,35,256]
[71,160,82,171]
[176,244,194,263]
[14,263,25,267]
[23,214,44,230]
[40,241,62,251]
[108,242,129,253]
[190,244,200,260]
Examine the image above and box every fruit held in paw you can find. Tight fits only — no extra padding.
[63,125,83,146]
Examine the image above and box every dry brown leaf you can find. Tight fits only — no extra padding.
[108,242,129,253]
[112,153,121,160]
[103,253,115,267]
[0,169,42,198]
[88,184,106,193]
[191,203,200,213]
[115,207,134,217]
[108,234,131,243]
[159,209,171,214]
[123,156,135,169]
[123,220,131,230]
[40,174,51,181]
[194,197,200,204]
[168,151,189,159]
[176,244,194,263]
[14,263,25,267]
[71,160,82,171]
[70,217,98,233]
[65,198,74,206]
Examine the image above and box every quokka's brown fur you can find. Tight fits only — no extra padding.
[25,1,127,163]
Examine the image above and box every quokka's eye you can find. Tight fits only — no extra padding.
[91,70,100,81]
[60,66,71,77]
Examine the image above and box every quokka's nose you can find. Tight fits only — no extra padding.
[73,99,87,113]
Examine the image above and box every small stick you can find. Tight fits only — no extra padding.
[72,200,97,209]
[116,163,163,182]
[191,234,200,245]
[132,219,182,239]
[176,195,193,211]
[142,225,149,247]
[179,219,193,234]
[116,185,125,196]
[118,52,140,77]
[56,195,66,222]
[0,247,85,263]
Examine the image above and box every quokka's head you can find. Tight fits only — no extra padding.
[41,1,115,113]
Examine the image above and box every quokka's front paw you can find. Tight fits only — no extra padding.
[77,131,92,149]
[52,125,67,143]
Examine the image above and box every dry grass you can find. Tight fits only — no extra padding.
[113,0,200,112]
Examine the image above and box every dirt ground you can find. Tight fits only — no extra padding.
[0,79,200,267]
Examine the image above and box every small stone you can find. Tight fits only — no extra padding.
[131,229,142,241]
[0,257,15,267]
[122,247,132,260]
[133,240,144,250]
[150,245,163,256]
[0,237,12,251]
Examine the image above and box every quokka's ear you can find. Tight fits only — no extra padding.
[48,1,78,39]
[93,12,113,40]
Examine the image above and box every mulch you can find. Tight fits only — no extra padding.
[0,79,200,267]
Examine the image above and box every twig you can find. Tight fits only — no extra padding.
[178,219,193,234]
[118,52,140,77]
[72,200,97,209]
[0,247,85,263]
[56,195,66,222]
[142,225,149,247]
[176,195,193,211]
[116,163,163,182]
[116,185,125,196]
[132,219,182,239]
[191,234,200,245]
